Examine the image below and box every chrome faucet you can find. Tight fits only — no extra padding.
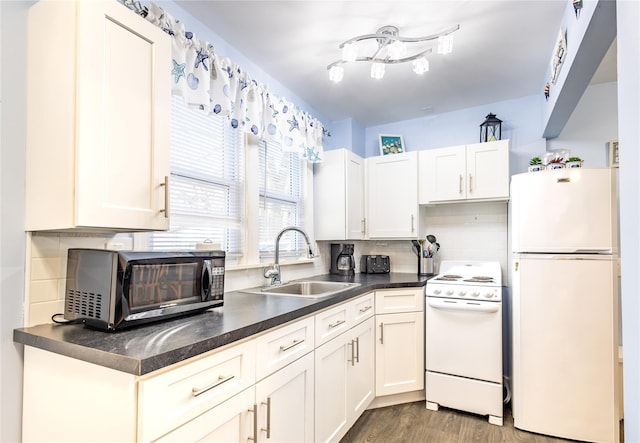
[264,226,316,286]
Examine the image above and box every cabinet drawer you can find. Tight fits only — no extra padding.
[315,301,351,346]
[375,288,424,314]
[255,316,315,381]
[351,292,375,324]
[137,340,256,443]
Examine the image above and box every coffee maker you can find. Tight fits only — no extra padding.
[330,243,355,276]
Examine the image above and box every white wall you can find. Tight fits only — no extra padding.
[1,2,33,441]
[617,1,640,439]
[548,81,618,166]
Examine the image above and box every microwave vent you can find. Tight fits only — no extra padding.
[66,289,103,319]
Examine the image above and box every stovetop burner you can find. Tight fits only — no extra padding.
[429,261,502,287]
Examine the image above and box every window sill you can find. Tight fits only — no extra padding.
[226,257,317,272]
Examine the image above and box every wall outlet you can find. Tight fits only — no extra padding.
[105,238,133,251]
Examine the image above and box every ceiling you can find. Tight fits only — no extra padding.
[176,1,617,128]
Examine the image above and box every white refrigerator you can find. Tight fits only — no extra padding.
[511,168,621,443]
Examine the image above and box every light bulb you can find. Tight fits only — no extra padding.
[328,65,344,83]
[370,62,385,79]
[412,57,430,74]
[437,34,454,54]
[342,43,358,62]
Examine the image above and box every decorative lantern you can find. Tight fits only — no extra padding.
[480,113,502,142]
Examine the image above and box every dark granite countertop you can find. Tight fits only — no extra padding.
[14,273,428,376]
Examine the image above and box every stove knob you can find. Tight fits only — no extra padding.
[484,291,495,299]
[445,290,454,296]
[470,291,480,297]
[458,290,467,297]
[433,288,442,295]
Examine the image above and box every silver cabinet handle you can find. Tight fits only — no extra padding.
[469,173,473,193]
[160,175,169,218]
[261,397,271,438]
[191,374,235,397]
[358,305,372,314]
[328,319,346,329]
[248,404,258,441]
[355,336,360,363]
[348,340,356,366]
[361,218,366,234]
[459,174,463,194]
[379,323,384,344]
[411,214,415,233]
[279,338,304,352]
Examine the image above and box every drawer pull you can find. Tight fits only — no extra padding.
[261,397,272,438]
[248,404,258,441]
[355,336,360,363]
[191,374,235,397]
[359,305,372,314]
[328,319,346,329]
[279,338,305,352]
[348,340,355,366]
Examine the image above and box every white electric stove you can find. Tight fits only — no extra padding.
[425,260,504,426]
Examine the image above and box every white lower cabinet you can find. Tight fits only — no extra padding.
[375,289,425,397]
[315,317,374,443]
[21,288,425,443]
[255,352,315,442]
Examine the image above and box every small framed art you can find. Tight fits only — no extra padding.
[609,140,619,168]
[379,134,405,155]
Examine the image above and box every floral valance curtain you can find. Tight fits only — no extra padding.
[145,3,324,163]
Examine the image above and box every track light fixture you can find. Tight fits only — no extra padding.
[327,24,460,82]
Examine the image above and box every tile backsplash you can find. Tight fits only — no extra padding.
[25,201,507,326]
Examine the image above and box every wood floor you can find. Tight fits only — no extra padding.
[340,401,584,443]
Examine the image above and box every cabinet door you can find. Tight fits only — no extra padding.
[75,1,170,230]
[465,140,510,200]
[367,152,418,238]
[154,388,254,443]
[419,145,466,203]
[375,312,425,396]
[315,332,349,442]
[255,352,314,442]
[314,149,365,241]
[347,317,375,422]
[345,151,366,240]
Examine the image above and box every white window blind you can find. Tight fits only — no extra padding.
[259,140,306,260]
[150,96,245,256]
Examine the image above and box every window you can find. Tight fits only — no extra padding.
[149,96,245,258]
[258,140,307,261]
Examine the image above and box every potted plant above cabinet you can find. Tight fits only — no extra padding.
[528,157,545,172]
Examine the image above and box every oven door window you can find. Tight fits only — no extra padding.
[127,263,201,311]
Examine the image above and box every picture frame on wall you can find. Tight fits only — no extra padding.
[379,134,405,155]
[609,140,619,168]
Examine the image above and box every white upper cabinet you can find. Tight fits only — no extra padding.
[367,151,419,238]
[419,140,510,204]
[25,0,171,231]
[314,149,366,240]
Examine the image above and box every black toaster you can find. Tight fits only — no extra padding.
[360,255,390,274]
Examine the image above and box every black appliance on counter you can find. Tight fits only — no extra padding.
[360,255,390,274]
[330,243,355,276]
[63,249,225,331]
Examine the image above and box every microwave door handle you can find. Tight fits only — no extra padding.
[201,260,213,300]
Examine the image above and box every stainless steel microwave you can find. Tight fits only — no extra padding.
[64,249,225,331]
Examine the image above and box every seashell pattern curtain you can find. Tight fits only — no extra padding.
[144,2,324,163]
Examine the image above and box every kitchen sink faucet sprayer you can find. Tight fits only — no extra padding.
[264,226,317,286]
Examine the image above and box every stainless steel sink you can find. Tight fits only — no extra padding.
[242,281,360,298]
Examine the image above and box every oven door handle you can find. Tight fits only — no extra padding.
[427,298,499,313]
